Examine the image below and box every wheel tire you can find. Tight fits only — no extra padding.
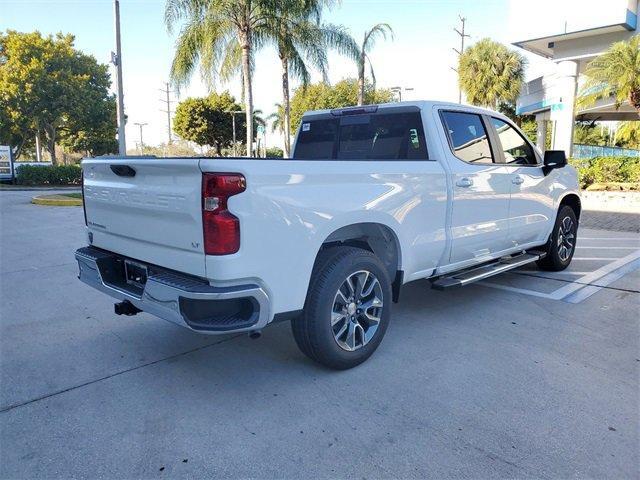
[536,205,578,271]
[292,246,392,370]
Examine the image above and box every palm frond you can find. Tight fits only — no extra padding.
[578,35,640,110]
[362,23,393,53]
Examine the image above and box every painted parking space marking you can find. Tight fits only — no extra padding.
[563,259,640,303]
[478,231,640,303]
[572,257,620,261]
[575,246,638,250]
[579,237,640,241]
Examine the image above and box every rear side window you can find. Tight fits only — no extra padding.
[293,119,338,159]
[293,111,427,160]
[441,111,494,164]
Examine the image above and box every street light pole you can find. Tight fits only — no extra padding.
[113,0,127,156]
[134,122,147,155]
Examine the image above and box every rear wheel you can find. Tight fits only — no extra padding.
[537,205,578,271]
[292,246,392,370]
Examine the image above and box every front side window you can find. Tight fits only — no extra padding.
[491,118,538,166]
[441,111,494,164]
[293,110,427,160]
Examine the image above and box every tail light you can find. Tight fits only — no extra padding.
[202,173,246,255]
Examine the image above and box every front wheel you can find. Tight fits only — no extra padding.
[537,205,578,271]
[292,246,392,370]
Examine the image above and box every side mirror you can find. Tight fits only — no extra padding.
[543,150,567,175]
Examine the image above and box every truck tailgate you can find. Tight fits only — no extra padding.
[82,158,206,277]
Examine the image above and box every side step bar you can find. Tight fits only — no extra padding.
[431,251,545,290]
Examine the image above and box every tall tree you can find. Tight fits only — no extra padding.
[580,35,640,111]
[173,91,243,155]
[165,0,271,157]
[458,38,525,110]
[289,78,394,133]
[0,30,116,162]
[614,121,640,148]
[356,23,393,106]
[263,0,358,157]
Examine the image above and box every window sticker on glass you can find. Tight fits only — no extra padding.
[302,123,311,132]
[409,128,419,149]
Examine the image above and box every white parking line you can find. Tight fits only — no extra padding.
[576,245,638,250]
[480,249,640,303]
[573,257,619,261]
[579,237,640,241]
[564,259,640,303]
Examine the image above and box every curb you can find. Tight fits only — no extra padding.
[31,194,83,207]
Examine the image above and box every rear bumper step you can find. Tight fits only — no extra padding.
[75,246,270,333]
[431,251,545,290]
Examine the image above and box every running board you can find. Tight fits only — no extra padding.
[431,252,544,290]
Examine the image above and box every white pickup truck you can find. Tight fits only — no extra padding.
[76,101,580,369]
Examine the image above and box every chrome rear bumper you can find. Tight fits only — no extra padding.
[75,246,270,334]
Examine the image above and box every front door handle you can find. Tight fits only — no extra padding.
[456,177,473,188]
[512,175,524,185]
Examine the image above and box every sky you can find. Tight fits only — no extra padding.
[1,0,624,149]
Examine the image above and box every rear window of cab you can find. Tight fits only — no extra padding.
[293,110,428,160]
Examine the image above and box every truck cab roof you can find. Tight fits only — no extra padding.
[301,100,507,121]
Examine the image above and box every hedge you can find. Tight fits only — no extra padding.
[569,156,640,190]
[15,164,82,186]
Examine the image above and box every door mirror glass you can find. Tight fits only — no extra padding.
[543,150,567,170]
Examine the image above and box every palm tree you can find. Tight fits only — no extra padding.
[458,38,525,110]
[580,35,640,111]
[165,0,270,157]
[356,23,393,106]
[614,121,640,148]
[263,0,358,157]
[267,103,284,135]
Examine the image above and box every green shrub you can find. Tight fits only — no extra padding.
[265,147,284,158]
[569,156,640,189]
[15,164,82,186]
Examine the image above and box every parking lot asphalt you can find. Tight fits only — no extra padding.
[1,190,638,479]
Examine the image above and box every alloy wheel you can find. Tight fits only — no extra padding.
[331,270,384,352]
[557,216,575,262]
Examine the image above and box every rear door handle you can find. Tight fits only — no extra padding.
[512,176,524,185]
[456,177,473,188]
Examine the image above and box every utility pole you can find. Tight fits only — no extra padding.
[134,122,147,155]
[112,0,127,155]
[452,15,470,104]
[227,110,245,157]
[159,82,175,145]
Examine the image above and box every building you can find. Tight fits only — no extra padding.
[513,0,639,155]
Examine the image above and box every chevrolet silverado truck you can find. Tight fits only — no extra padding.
[76,101,580,369]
